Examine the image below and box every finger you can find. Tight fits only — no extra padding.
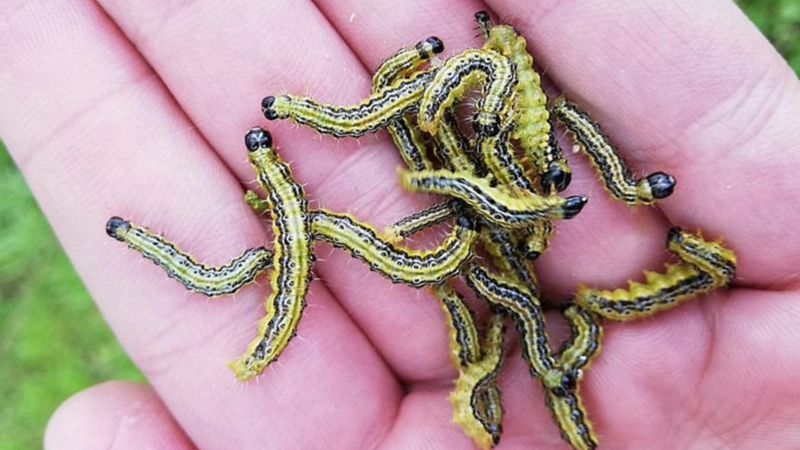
[0,1,398,449]
[92,0,477,380]
[45,381,196,450]
[487,0,800,288]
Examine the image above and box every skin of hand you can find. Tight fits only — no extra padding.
[2,0,800,449]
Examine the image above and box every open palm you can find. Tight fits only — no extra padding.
[2,0,800,449]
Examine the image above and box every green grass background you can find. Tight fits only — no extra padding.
[1,3,798,448]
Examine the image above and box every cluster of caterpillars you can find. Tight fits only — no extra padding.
[106,11,737,450]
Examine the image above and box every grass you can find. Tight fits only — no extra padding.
[0,143,142,450]
[0,3,798,448]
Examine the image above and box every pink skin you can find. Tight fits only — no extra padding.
[2,0,800,449]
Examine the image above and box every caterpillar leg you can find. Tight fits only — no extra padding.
[105,217,273,296]
[244,189,270,214]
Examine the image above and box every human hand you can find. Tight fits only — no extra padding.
[2,0,799,449]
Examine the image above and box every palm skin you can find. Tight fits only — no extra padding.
[2,0,800,449]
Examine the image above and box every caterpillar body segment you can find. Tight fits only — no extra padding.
[381,199,460,243]
[449,309,507,449]
[433,282,482,367]
[666,228,736,286]
[373,36,444,171]
[542,370,598,450]
[464,262,555,378]
[372,36,444,89]
[480,225,539,293]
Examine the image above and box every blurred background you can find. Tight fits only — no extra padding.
[1,2,799,448]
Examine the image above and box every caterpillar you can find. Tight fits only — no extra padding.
[551,96,676,204]
[474,11,571,193]
[400,169,587,228]
[234,189,480,288]
[111,129,314,380]
[575,228,737,320]
[436,283,506,450]
[262,68,435,138]
[380,199,460,243]
[434,283,482,368]
[537,303,603,450]
[373,36,444,171]
[480,225,539,293]
[230,127,314,381]
[373,36,444,90]
[418,48,517,137]
[556,303,603,374]
[105,217,274,296]
[476,119,537,194]
[542,369,598,450]
[309,209,479,287]
[453,312,507,450]
[463,262,555,378]
[433,109,483,174]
